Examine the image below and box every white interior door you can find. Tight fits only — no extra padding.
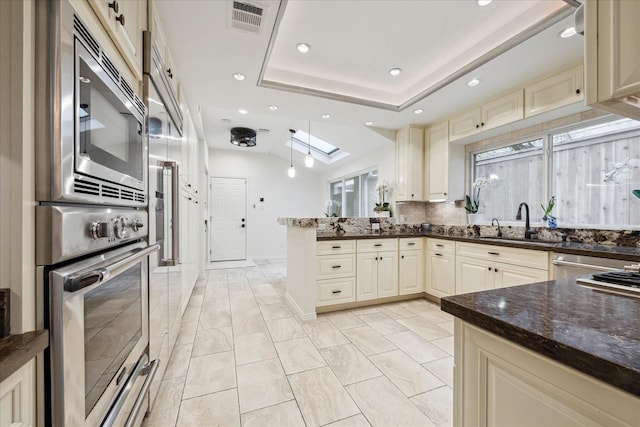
[210,177,247,262]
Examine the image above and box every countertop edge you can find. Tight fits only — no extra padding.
[0,330,49,383]
[441,296,640,397]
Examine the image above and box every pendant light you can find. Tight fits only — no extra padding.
[288,129,296,178]
[304,120,314,168]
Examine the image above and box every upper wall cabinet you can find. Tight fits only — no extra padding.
[585,0,640,120]
[525,64,584,117]
[150,6,180,95]
[88,0,146,79]
[449,90,524,142]
[395,126,424,201]
[425,121,464,202]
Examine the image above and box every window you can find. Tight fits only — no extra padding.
[471,116,640,228]
[289,130,350,164]
[328,170,378,217]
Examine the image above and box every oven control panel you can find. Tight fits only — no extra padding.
[36,205,149,265]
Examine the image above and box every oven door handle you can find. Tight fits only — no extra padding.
[551,259,620,271]
[64,244,160,292]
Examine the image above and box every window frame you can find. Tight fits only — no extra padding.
[327,167,378,218]
[467,115,640,228]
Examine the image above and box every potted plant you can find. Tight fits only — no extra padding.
[541,196,556,228]
[464,177,488,223]
[374,181,391,217]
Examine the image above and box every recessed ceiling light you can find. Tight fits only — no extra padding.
[297,43,310,53]
[268,105,278,111]
[414,109,424,114]
[365,121,374,126]
[238,109,248,115]
[232,73,246,81]
[389,68,402,76]
[321,114,331,119]
[477,0,492,6]
[467,78,480,87]
[559,27,577,38]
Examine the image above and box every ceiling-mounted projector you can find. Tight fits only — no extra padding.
[230,127,257,147]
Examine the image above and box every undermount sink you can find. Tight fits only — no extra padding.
[478,236,551,244]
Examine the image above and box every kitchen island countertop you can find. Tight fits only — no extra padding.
[441,279,640,397]
[0,329,48,383]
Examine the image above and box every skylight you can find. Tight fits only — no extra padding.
[287,130,350,164]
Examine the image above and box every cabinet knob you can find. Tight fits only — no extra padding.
[401,255,404,259]
[115,14,125,26]
[576,88,581,95]
[488,267,492,271]
[108,0,118,13]
[494,268,499,273]
[475,124,480,129]
[167,68,174,79]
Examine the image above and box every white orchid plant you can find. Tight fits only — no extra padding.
[465,177,489,214]
[374,181,390,212]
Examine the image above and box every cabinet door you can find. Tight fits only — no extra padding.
[399,250,424,295]
[426,251,455,298]
[395,127,409,201]
[455,255,493,294]
[0,359,34,427]
[494,263,548,288]
[482,90,524,131]
[407,127,424,200]
[425,121,449,201]
[449,108,481,142]
[356,253,378,301]
[525,65,584,117]
[377,251,399,298]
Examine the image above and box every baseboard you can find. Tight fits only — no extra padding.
[316,292,432,314]
[284,292,317,322]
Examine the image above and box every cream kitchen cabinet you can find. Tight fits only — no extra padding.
[395,126,424,201]
[525,64,584,117]
[398,238,424,295]
[0,359,34,427]
[425,121,464,202]
[455,242,548,294]
[448,90,524,142]
[316,240,357,306]
[455,320,640,427]
[585,0,640,120]
[150,4,180,95]
[425,238,456,298]
[88,0,146,79]
[356,239,398,301]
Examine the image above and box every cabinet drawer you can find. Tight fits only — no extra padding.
[399,237,424,250]
[357,238,398,253]
[427,238,455,253]
[456,242,548,270]
[317,254,356,279]
[317,240,356,255]
[317,277,356,306]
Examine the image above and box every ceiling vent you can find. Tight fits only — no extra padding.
[230,127,257,147]
[230,1,266,34]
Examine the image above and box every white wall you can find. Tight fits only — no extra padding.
[209,149,322,258]
[319,144,396,211]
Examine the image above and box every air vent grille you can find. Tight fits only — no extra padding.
[120,79,135,101]
[73,179,146,205]
[101,55,120,86]
[73,16,99,57]
[231,1,264,33]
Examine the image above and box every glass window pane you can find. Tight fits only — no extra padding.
[474,139,544,221]
[344,177,360,217]
[328,181,343,216]
[361,171,378,216]
[552,120,640,227]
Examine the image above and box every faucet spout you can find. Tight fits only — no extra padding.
[516,202,537,239]
[491,217,502,237]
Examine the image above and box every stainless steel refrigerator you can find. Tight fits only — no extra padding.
[143,31,184,407]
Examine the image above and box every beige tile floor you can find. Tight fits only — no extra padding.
[143,258,454,427]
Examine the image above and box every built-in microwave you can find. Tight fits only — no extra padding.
[36,0,147,207]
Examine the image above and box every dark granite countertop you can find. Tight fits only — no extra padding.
[317,232,640,261]
[0,330,49,383]
[441,280,640,397]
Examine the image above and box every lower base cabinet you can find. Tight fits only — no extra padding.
[0,359,34,427]
[426,250,456,297]
[356,251,398,301]
[399,250,424,295]
[455,320,640,427]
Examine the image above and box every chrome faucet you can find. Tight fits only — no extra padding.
[516,202,537,239]
[491,217,502,237]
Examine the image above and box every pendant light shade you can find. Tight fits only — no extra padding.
[305,120,314,168]
[288,129,296,178]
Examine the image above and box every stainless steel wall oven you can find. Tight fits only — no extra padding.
[36,0,147,206]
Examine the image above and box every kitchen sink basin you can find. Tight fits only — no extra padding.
[478,236,553,245]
